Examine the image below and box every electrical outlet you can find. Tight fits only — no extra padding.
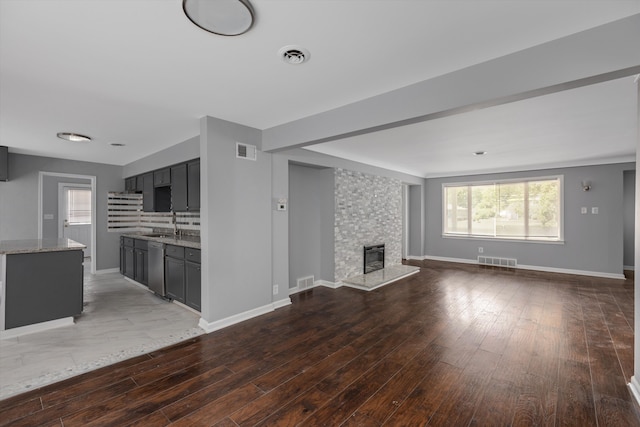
[581,207,588,214]
[478,247,483,254]
[273,285,279,295]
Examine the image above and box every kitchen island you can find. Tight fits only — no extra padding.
[0,238,85,337]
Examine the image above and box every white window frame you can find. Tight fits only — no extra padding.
[442,175,564,244]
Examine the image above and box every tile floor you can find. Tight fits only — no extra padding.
[0,264,203,400]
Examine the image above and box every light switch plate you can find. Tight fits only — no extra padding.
[581,207,587,214]
[592,207,599,215]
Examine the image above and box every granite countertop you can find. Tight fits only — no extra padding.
[123,233,201,249]
[0,238,86,255]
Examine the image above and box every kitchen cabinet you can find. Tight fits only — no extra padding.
[187,160,200,211]
[133,158,199,213]
[154,168,171,187]
[123,237,135,279]
[165,244,185,303]
[134,239,148,286]
[119,237,125,274]
[171,163,188,212]
[185,248,201,311]
[125,177,137,192]
[165,244,200,310]
[142,173,154,212]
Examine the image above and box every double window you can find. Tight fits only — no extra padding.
[443,176,562,241]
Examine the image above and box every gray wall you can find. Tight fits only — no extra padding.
[42,176,90,239]
[624,170,635,268]
[425,162,633,276]
[200,116,273,322]
[408,184,424,258]
[288,164,334,288]
[0,153,124,270]
[123,136,199,178]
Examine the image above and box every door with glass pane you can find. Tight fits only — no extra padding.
[60,185,92,258]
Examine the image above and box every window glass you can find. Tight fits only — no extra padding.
[68,189,92,224]
[443,177,561,241]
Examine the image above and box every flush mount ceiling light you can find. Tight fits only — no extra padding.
[183,0,254,36]
[278,45,310,64]
[57,132,92,142]
[473,151,487,156]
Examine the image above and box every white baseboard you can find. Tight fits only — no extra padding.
[95,268,120,275]
[517,263,626,280]
[1,317,74,340]
[288,280,342,296]
[423,255,626,280]
[198,300,290,333]
[629,376,640,406]
[424,255,477,265]
[405,255,426,261]
[273,297,292,309]
[316,280,342,289]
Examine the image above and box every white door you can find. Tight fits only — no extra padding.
[59,185,92,258]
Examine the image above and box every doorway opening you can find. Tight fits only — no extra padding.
[59,184,92,259]
[38,172,97,274]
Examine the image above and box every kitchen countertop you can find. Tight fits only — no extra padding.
[123,233,201,249]
[0,238,86,255]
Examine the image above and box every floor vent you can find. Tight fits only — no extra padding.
[297,276,315,291]
[478,256,517,268]
[236,142,257,161]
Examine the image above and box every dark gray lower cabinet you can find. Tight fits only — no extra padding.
[123,245,135,279]
[5,250,83,329]
[185,260,201,311]
[134,248,148,285]
[165,245,200,311]
[165,255,185,303]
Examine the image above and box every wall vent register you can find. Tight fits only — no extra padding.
[236,142,257,161]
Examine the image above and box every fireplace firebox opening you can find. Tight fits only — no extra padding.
[364,244,385,274]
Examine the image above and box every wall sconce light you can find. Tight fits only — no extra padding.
[582,180,591,191]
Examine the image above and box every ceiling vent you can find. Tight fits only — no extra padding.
[236,142,257,161]
[278,45,310,65]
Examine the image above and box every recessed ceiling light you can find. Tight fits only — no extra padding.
[278,45,310,65]
[57,132,92,142]
[110,143,126,147]
[183,0,254,36]
[473,151,487,156]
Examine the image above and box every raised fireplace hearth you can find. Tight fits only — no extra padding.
[364,244,385,274]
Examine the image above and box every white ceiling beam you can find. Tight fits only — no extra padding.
[262,14,640,152]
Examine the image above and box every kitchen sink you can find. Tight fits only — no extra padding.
[143,233,173,238]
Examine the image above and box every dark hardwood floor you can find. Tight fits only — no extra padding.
[1,260,639,426]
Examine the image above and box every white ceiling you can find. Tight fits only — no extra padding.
[1,0,639,176]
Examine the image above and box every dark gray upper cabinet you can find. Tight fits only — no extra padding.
[142,173,154,212]
[154,168,171,187]
[187,160,200,211]
[171,163,188,212]
[130,158,199,212]
[125,177,136,192]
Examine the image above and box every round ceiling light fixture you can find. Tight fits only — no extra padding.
[473,151,487,156]
[183,0,254,36]
[278,45,310,65]
[57,132,92,142]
